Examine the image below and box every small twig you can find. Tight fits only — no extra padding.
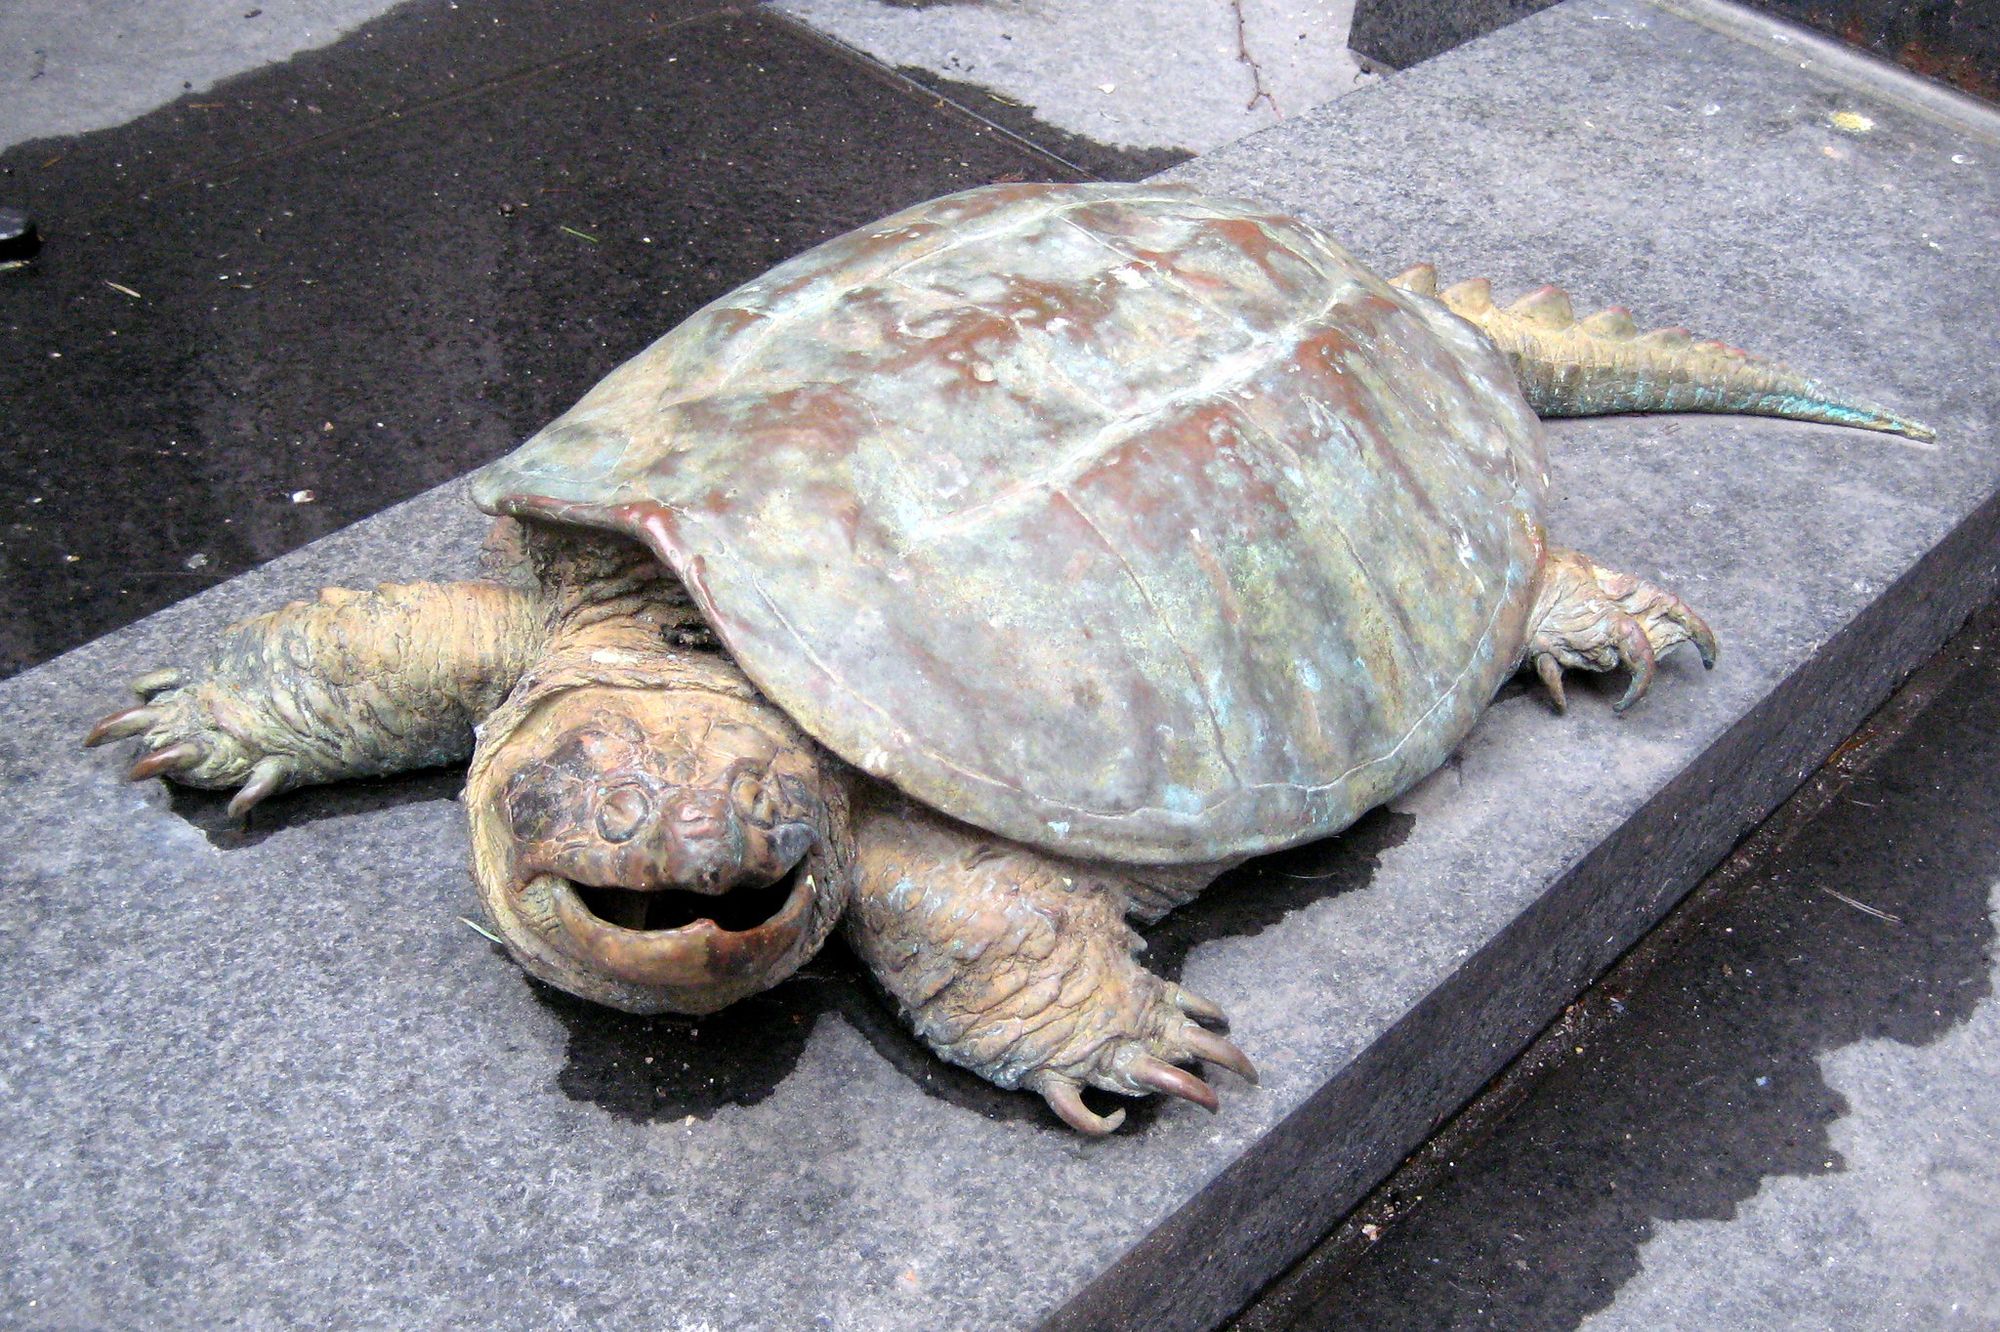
[1818,886,1902,925]
[1229,0,1281,117]
[559,224,600,244]
[104,280,143,299]
[459,915,505,945]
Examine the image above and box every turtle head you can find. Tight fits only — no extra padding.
[466,677,850,1015]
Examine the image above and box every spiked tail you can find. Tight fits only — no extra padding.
[1386,263,1934,441]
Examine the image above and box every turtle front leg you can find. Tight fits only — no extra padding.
[85,580,544,816]
[846,795,1256,1135]
[1527,545,1719,711]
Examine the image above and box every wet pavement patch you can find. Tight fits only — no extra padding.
[0,4,1082,678]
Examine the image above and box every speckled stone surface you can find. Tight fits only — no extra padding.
[4,2,1999,1329]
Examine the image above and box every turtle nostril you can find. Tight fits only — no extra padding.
[595,784,653,844]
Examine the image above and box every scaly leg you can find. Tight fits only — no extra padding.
[846,794,1255,1135]
[1527,546,1718,711]
[85,580,544,816]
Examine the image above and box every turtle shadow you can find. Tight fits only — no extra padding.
[532,940,1065,1129]
[538,805,1416,1135]
[166,765,465,848]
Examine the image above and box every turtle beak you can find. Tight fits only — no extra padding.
[526,816,834,1013]
[769,820,819,866]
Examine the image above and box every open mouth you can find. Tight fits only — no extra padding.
[537,859,821,998]
[570,868,805,934]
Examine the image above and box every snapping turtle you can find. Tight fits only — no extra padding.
[86,183,1929,1133]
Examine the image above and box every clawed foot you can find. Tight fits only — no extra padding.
[1029,979,1259,1136]
[1527,546,1718,712]
[847,811,1262,1136]
[84,667,296,819]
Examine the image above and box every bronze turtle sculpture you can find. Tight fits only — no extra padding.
[87,182,1930,1134]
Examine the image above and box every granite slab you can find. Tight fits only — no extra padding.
[4,2,1999,1329]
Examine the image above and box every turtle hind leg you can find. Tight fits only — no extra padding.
[1527,546,1718,713]
[846,795,1255,1135]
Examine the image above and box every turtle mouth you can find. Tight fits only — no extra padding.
[540,859,820,998]
[568,871,804,934]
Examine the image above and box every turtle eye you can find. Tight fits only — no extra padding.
[595,784,653,844]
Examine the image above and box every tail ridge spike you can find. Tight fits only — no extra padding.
[1507,285,1574,329]
[1438,277,1494,317]
[1580,307,1638,339]
[1389,262,1437,296]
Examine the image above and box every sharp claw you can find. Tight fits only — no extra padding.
[1127,1055,1220,1112]
[127,741,203,781]
[1683,609,1720,669]
[1533,652,1567,712]
[228,756,290,821]
[86,705,160,747]
[1612,615,1658,712]
[1039,1079,1125,1136]
[1183,1025,1260,1085]
[130,668,187,699]
[1171,984,1228,1028]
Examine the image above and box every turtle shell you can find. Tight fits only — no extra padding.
[471,182,1548,864]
